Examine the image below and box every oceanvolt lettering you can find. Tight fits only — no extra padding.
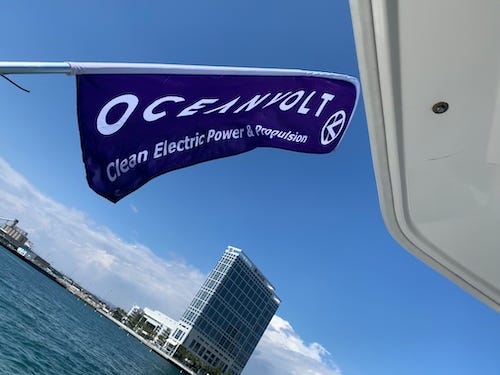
[97,91,335,136]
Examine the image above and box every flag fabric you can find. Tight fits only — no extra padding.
[71,63,359,202]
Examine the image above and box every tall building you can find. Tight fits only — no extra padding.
[166,246,280,375]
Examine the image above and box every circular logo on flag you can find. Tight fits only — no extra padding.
[321,110,346,146]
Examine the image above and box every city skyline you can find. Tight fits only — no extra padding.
[1,213,284,374]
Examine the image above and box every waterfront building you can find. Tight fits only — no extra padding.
[128,305,178,345]
[142,307,178,344]
[0,219,52,271]
[0,219,33,249]
[166,246,280,375]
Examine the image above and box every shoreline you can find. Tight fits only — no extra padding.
[0,242,194,375]
[97,311,195,375]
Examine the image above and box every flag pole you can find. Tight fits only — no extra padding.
[0,62,71,74]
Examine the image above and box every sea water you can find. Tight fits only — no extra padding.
[0,246,181,375]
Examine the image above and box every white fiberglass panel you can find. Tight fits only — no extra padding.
[351,0,500,310]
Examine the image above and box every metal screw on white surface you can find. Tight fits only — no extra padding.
[432,101,449,114]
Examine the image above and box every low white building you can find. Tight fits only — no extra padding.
[143,308,178,341]
[128,305,178,345]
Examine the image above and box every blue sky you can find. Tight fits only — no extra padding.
[2,1,500,375]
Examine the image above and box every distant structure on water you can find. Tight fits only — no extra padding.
[0,217,51,270]
[0,217,110,312]
[165,246,280,375]
[0,217,33,250]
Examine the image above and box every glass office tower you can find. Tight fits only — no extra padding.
[168,246,280,375]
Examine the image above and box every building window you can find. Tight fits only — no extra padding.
[173,329,185,341]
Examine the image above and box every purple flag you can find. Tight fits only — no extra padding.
[74,63,359,202]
